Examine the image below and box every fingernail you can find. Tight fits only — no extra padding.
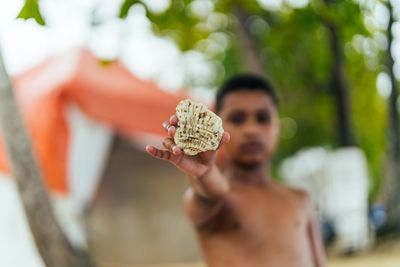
[162,121,170,131]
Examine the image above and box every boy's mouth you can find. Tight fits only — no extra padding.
[239,141,264,154]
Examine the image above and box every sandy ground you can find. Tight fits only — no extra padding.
[326,240,400,267]
[99,241,400,267]
[101,257,400,267]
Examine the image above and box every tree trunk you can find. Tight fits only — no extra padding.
[232,4,265,76]
[323,19,355,147]
[383,0,400,234]
[0,48,95,266]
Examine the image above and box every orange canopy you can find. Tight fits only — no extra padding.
[0,48,186,193]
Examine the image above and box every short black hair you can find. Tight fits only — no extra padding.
[216,73,278,113]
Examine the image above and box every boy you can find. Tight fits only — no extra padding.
[146,74,325,267]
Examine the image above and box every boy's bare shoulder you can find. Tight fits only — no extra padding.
[271,181,311,206]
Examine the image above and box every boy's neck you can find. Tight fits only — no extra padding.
[226,162,270,185]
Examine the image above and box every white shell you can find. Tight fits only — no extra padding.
[174,99,224,155]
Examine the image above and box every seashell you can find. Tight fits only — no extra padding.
[174,99,224,156]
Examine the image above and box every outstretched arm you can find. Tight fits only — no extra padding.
[146,115,230,227]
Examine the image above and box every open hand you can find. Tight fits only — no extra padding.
[146,115,230,178]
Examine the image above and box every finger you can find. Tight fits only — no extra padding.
[169,115,178,126]
[162,138,174,151]
[168,125,176,137]
[172,145,182,156]
[162,115,178,133]
[145,145,172,161]
[218,131,230,148]
[162,138,181,155]
[222,131,230,144]
[162,120,170,133]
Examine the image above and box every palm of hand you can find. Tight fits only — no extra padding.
[146,115,229,178]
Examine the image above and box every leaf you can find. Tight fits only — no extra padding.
[119,0,145,18]
[98,58,115,67]
[17,0,46,26]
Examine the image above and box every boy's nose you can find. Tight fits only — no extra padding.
[242,120,260,137]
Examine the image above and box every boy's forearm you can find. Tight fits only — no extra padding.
[188,164,229,200]
[184,164,229,227]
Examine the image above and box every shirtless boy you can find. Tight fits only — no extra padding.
[146,74,325,267]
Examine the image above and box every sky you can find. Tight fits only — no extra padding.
[0,0,398,103]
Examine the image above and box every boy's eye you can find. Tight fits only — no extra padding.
[256,111,271,124]
[228,113,246,125]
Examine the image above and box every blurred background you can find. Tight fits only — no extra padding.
[0,0,400,266]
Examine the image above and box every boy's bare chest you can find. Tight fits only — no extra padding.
[208,186,308,238]
[197,186,314,267]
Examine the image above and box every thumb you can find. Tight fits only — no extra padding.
[219,131,230,147]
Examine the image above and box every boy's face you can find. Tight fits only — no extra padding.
[218,90,280,168]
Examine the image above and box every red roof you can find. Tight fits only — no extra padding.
[0,48,186,192]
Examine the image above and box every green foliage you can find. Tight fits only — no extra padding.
[347,50,387,201]
[151,1,232,52]
[119,0,147,19]
[220,36,244,82]
[115,0,387,199]
[262,2,386,200]
[17,0,46,26]
[16,0,390,201]
[147,1,205,51]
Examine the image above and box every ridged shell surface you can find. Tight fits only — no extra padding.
[174,99,224,155]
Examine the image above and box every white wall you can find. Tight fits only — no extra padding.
[280,147,371,252]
